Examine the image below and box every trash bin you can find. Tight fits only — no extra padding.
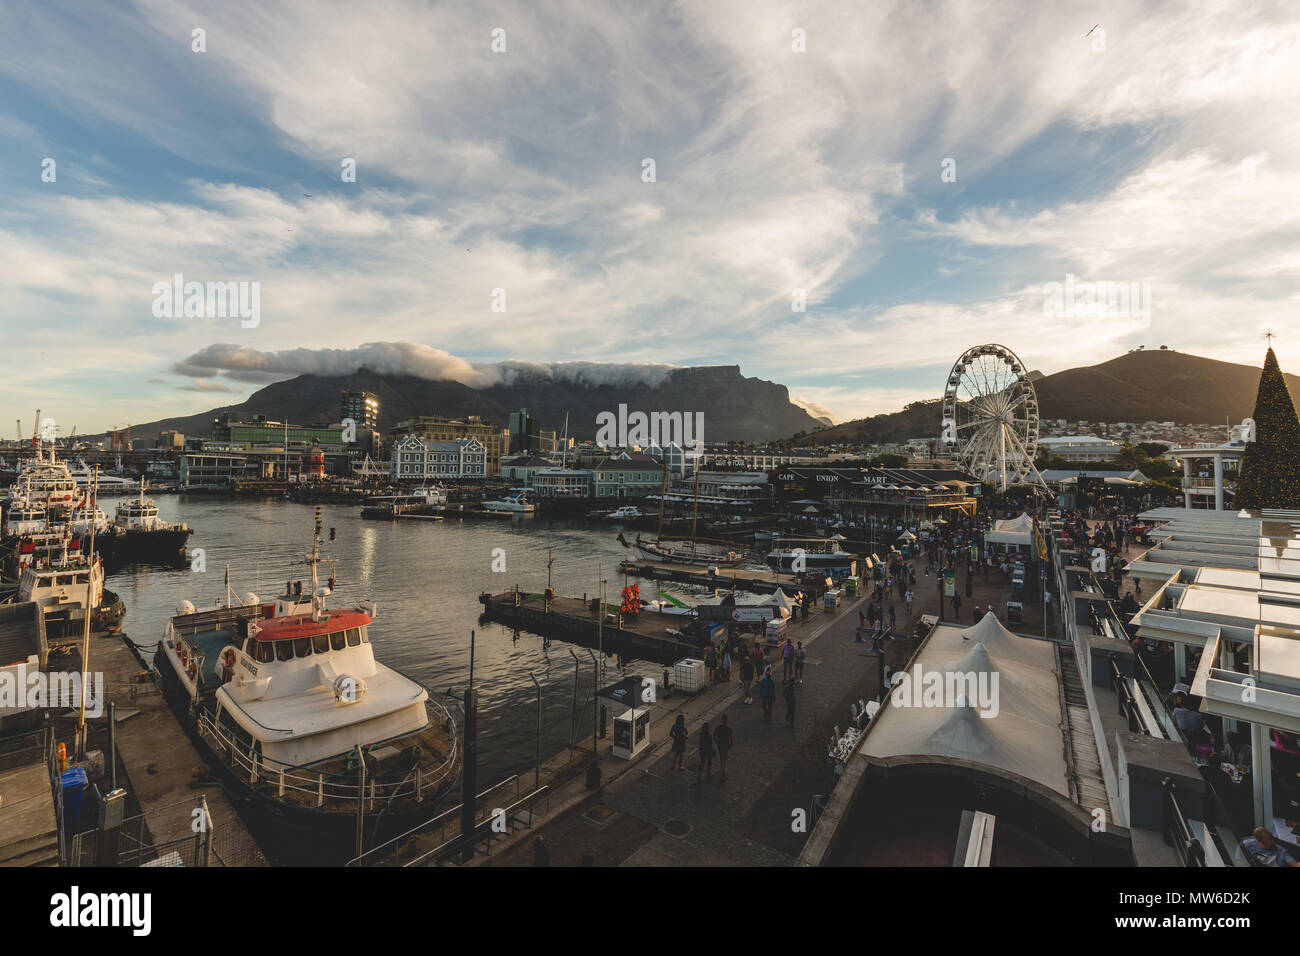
[1006,601,1023,624]
[60,767,89,830]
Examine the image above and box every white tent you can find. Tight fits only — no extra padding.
[854,614,1069,796]
[803,505,819,514]
[985,512,1035,547]
[897,530,916,541]
[763,589,796,614]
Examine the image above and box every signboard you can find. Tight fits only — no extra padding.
[730,606,776,623]
[944,571,956,596]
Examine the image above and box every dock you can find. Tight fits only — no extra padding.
[618,560,827,596]
[479,592,704,664]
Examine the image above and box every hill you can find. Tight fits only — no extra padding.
[125,365,824,446]
[806,349,1300,444]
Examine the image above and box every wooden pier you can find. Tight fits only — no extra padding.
[479,591,704,665]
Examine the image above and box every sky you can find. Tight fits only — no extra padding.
[2,0,1298,436]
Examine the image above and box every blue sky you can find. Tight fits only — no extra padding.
[2,0,1298,434]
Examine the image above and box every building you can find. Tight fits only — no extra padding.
[156,430,185,450]
[179,451,248,488]
[340,389,378,429]
[390,435,486,480]
[593,457,665,499]
[390,416,502,475]
[507,409,537,455]
[1037,435,1123,462]
[1171,441,1246,510]
[531,467,595,498]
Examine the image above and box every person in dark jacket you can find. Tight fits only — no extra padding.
[696,723,714,780]
[713,715,734,781]
[669,714,689,771]
[759,673,775,721]
[740,652,755,703]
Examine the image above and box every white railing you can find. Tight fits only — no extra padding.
[196,698,459,811]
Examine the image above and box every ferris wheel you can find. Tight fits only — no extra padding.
[940,344,1045,492]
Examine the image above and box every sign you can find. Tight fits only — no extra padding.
[943,571,956,596]
[730,606,776,623]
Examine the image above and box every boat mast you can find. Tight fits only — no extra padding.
[310,506,324,621]
[690,465,701,549]
[655,457,668,542]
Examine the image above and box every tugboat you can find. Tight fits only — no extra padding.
[14,535,125,637]
[154,509,461,864]
[96,480,192,569]
[9,445,84,518]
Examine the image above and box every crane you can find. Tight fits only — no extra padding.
[31,409,40,448]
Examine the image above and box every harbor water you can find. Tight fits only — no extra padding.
[107,496,694,786]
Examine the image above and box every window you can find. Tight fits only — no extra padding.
[313,633,331,654]
[346,627,361,646]
[360,626,370,643]
[276,640,293,662]
[331,630,346,651]
[293,637,312,658]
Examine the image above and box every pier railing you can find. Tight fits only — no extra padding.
[346,772,533,866]
[196,697,460,811]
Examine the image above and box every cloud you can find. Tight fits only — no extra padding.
[173,342,680,389]
[177,379,238,393]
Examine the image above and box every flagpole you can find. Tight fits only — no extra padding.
[77,466,99,759]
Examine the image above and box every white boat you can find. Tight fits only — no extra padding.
[482,490,536,514]
[16,541,124,637]
[67,459,137,494]
[2,497,48,537]
[68,501,110,536]
[765,537,854,571]
[607,506,645,521]
[9,448,83,517]
[633,535,744,567]
[153,511,460,861]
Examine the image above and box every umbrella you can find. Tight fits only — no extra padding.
[803,505,819,514]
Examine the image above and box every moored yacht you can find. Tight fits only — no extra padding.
[15,541,125,637]
[482,490,536,514]
[154,510,460,863]
[765,536,854,571]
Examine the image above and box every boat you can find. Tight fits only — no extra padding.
[67,501,110,536]
[2,497,48,538]
[15,537,125,637]
[607,505,645,521]
[8,447,83,517]
[360,485,447,520]
[482,490,536,514]
[96,480,192,569]
[765,536,854,571]
[628,462,745,567]
[66,459,138,495]
[153,510,461,864]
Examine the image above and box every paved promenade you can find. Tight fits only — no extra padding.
[480,558,1040,867]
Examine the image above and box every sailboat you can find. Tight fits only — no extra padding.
[627,461,744,567]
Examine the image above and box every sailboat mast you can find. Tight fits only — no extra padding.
[655,458,668,541]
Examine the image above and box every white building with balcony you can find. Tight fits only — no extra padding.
[1172,441,1246,510]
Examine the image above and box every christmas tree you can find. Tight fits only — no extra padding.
[1233,348,1300,510]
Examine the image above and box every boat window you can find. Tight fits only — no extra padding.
[276,640,294,662]
[293,637,312,658]
[346,627,361,646]
[331,631,346,651]
[257,640,275,664]
[244,637,256,655]
[313,633,330,655]
[360,626,369,643]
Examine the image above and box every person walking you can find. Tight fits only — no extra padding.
[759,672,775,722]
[888,605,897,634]
[669,714,689,771]
[783,678,796,727]
[905,588,914,615]
[794,641,806,684]
[696,722,714,780]
[739,651,755,704]
[714,715,734,782]
[781,637,795,680]
[533,835,551,867]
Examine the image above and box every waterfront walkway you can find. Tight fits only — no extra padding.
[475,559,1042,867]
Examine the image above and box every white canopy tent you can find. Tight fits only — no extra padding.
[985,512,1035,548]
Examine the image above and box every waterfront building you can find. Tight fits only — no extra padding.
[390,416,502,475]
[593,457,664,499]
[531,467,595,498]
[500,455,556,485]
[1171,441,1246,510]
[644,440,698,477]
[390,435,486,480]
[179,451,248,488]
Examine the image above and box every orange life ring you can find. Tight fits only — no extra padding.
[223,648,237,668]
[188,662,198,680]
[179,646,188,666]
